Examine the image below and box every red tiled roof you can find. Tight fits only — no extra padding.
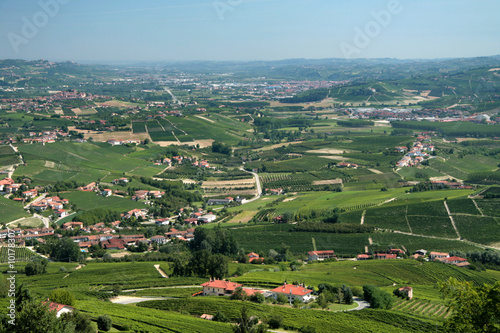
[201,280,242,291]
[271,284,313,296]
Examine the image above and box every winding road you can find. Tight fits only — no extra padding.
[240,168,262,203]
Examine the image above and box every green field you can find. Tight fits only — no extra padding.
[15,142,165,184]
[59,191,147,212]
[454,215,500,245]
[0,195,28,224]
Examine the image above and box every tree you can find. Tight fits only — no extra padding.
[231,287,247,301]
[317,293,328,309]
[51,237,81,262]
[341,285,353,305]
[25,258,48,276]
[97,314,112,331]
[60,310,94,333]
[16,299,72,333]
[250,292,265,303]
[276,294,287,304]
[49,289,75,307]
[207,254,229,279]
[213,310,230,323]
[267,314,283,329]
[232,307,267,333]
[440,277,500,332]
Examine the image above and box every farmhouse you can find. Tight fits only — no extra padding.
[112,177,129,185]
[444,256,470,267]
[338,162,358,169]
[268,188,283,195]
[201,279,243,296]
[357,254,371,260]
[150,235,167,245]
[22,189,37,198]
[398,286,413,299]
[247,252,261,263]
[374,253,397,260]
[0,178,15,192]
[198,213,217,223]
[102,189,112,197]
[44,301,74,318]
[207,198,233,205]
[271,283,314,303]
[77,182,97,191]
[308,250,336,261]
[430,252,449,261]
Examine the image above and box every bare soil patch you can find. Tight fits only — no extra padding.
[283,197,298,202]
[319,155,348,161]
[71,108,82,114]
[195,115,215,123]
[368,168,383,174]
[227,211,257,224]
[96,100,134,108]
[203,179,255,186]
[54,108,64,115]
[307,148,349,154]
[313,179,343,185]
[256,141,303,151]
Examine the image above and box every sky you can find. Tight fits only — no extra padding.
[0,0,499,63]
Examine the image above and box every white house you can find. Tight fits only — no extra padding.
[198,213,217,223]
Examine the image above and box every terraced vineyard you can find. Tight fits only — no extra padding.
[392,298,451,318]
[0,246,39,263]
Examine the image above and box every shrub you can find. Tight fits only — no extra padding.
[276,294,288,304]
[49,289,75,307]
[97,314,112,331]
[213,310,229,323]
[268,315,283,329]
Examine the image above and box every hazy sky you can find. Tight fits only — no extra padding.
[0,0,499,63]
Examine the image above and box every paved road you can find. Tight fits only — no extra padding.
[240,168,261,203]
[347,297,370,311]
[110,296,175,305]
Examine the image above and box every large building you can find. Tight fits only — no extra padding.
[271,283,314,303]
[201,279,242,296]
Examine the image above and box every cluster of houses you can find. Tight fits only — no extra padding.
[131,190,166,201]
[69,227,196,251]
[22,130,68,144]
[30,196,70,218]
[396,136,435,167]
[107,139,141,146]
[0,178,22,194]
[337,162,359,169]
[182,210,217,225]
[200,279,315,303]
[0,227,56,245]
[356,249,470,267]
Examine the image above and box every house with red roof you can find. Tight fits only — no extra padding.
[43,301,74,318]
[22,189,37,198]
[357,254,371,260]
[271,283,314,303]
[374,253,397,260]
[430,252,449,261]
[445,256,470,267]
[247,252,261,263]
[398,286,413,299]
[308,250,336,261]
[201,279,243,296]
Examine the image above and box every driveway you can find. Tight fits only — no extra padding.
[347,297,370,311]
